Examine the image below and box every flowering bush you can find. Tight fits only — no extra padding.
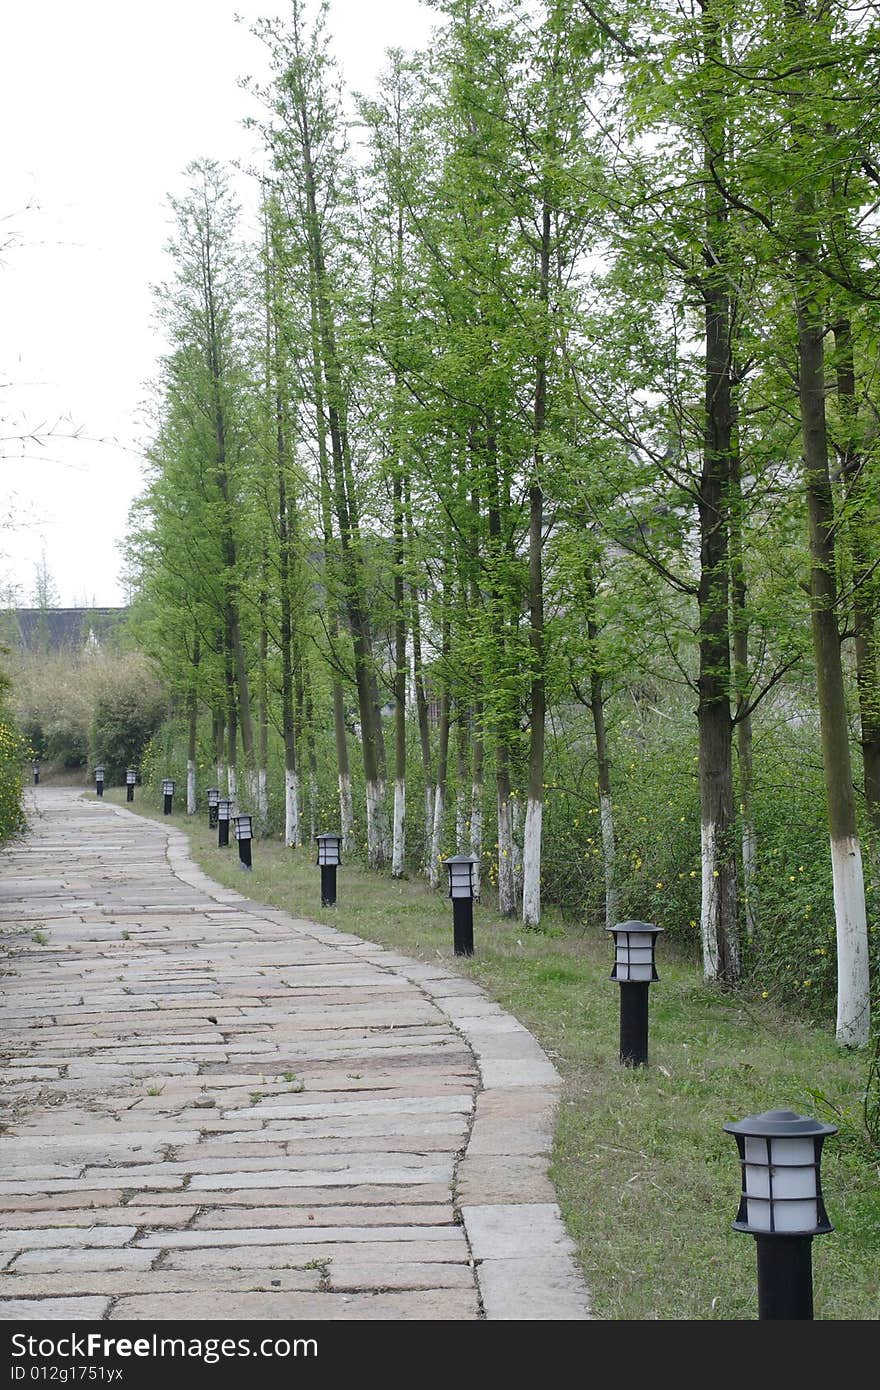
[0,713,26,843]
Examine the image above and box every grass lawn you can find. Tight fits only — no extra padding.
[99,789,879,1320]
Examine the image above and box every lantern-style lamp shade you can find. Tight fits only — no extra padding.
[233,814,253,842]
[162,779,176,796]
[126,768,137,786]
[724,1110,837,1236]
[206,787,220,808]
[316,833,342,866]
[217,798,233,821]
[94,765,105,781]
[606,920,663,982]
[444,854,477,900]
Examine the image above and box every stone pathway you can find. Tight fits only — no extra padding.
[0,788,590,1321]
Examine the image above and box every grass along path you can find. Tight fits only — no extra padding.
[95,790,879,1320]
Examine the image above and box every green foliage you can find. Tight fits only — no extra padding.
[9,648,165,782]
[0,710,26,842]
[91,660,167,784]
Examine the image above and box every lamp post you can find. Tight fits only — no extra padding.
[162,778,175,815]
[316,833,342,906]
[443,854,478,957]
[724,1109,836,1320]
[206,787,220,829]
[95,765,105,798]
[126,767,137,803]
[32,761,40,785]
[233,813,253,870]
[606,920,662,1067]
[217,797,233,848]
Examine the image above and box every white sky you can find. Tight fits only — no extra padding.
[0,0,438,607]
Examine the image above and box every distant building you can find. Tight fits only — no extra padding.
[0,608,129,652]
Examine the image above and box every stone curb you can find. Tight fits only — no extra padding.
[112,806,592,1321]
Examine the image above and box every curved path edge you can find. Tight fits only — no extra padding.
[156,811,592,1322]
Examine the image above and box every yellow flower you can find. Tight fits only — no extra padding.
[656,881,663,889]
[761,991,769,999]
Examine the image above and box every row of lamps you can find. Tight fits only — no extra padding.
[99,777,840,1320]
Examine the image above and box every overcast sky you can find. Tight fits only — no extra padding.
[0,0,438,608]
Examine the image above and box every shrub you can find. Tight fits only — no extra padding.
[0,711,26,842]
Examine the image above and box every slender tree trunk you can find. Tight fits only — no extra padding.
[834,316,880,876]
[585,593,617,925]
[276,401,300,848]
[730,434,758,939]
[428,597,452,889]
[697,0,740,985]
[796,257,869,1045]
[411,605,434,865]
[225,648,238,802]
[391,458,407,878]
[455,711,469,851]
[186,635,199,816]
[302,670,319,847]
[470,706,484,898]
[213,709,225,791]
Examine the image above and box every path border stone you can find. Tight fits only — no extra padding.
[148,808,591,1320]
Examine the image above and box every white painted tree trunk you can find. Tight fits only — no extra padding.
[600,792,618,926]
[521,795,542,928]
[391,777,406,878]
[497,795,516,915]
[227,766,237,804]
[470,783,483,898]
[339,772,354,853]
[365,779,384,869]
[245,769,260,821]
[257,768,268,835]
[700,820,722,981]
[284,769,300,848]
[216,761,225,790]
[455,787,468,853]
[423,784,434,876]
[186,760,196,817]
[377,775,390,865]
[742,820,758,939]
[511,796,524,905]
[429,784,445,889]
[831,835,871,1047]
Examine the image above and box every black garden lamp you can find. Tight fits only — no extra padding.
[206,787,220,829]
[126,767,137,803]
[606,920,663,1067]
[316,833,342,906]
[233,813,253,870]
[162,778,176,815]
[724,1109,837,1320]
[32,761,40,785]
[217,797,233,848]
[95,765,105,797]
[443,853,478,957]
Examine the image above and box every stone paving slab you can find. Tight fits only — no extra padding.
[0,788,591,1321]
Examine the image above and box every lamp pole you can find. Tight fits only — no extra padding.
[606,921,663,1067]
[724,1109,837,1320]
[316,833,342,905]
[443,854,478,957]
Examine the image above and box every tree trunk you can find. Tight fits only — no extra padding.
[834,316,880,877]
[470,705,485,898]
[391,457,407,878]
[186,635,199,816]
[696,0,740,985]
[730,435,758,939]
[797,262,869,1045]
